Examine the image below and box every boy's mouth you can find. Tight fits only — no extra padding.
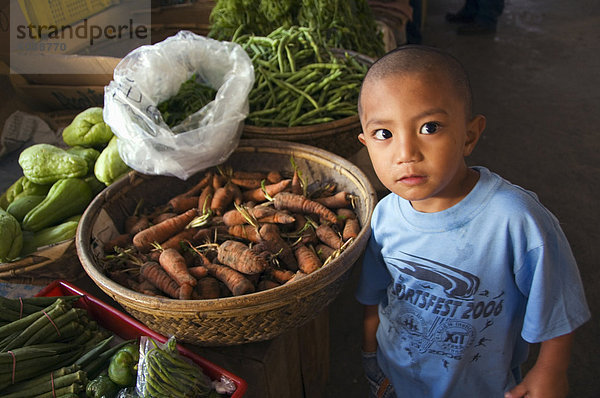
[398,175,426,186]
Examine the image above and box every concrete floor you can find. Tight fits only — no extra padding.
[326,0,600,397]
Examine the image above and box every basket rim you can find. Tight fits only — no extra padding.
[76,139,376,314]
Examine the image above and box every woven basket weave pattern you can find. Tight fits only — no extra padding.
[77,139,376,346]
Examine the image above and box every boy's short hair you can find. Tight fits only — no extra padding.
[359,45,474,118]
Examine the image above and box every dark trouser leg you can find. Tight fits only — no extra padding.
[474,0,505,28]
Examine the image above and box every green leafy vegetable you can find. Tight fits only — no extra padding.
[157,74,217,128]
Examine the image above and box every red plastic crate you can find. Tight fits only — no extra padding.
[36,280,248,397]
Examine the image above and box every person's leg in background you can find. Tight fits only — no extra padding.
[447,0,505,35]
[406,0,423,44]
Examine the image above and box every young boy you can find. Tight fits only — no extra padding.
[355,45,590,398]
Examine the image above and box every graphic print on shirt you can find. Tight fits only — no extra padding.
[382,251,505,367]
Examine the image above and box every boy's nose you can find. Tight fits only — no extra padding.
[393,134,420,164]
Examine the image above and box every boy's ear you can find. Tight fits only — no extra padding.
[358,132,366,145]
[464,114,486,156]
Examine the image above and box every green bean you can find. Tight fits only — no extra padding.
[73,335,113,367]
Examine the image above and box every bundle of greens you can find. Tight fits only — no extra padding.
[157,73,217,128]
[234,26,368,127]
[209,0,385,58]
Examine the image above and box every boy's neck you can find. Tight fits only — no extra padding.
[410,167,480,213]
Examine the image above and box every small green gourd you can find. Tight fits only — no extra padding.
[21,178,92,232]
[18,144,88,185]
[0,209,23,262]
[6,194,46,222]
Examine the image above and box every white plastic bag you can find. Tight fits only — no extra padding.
[104,31,254,180]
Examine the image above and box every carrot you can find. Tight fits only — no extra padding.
[133,208,198,252]
[158,248,197,286]
[204,262,255,296]
[193,226,227,244]
[232,170,266,180]
[140,261,180,299]
[259,223,298,271]
[314,191,352,209]
[212,173,227,190]
[196,276,221,299]
[124,215,140,234]
[168,195,200,213]
[315,243,336,263]
[211,182,238,215]
[152,212,178,225]
[287,271,308,284]
[217,239,268,274]
[273,192,338,224]
[137,279,162,296]
[294,244,322,274]
[109,270,138,290]
[258,279,281,291]
[159,228,199,251]
[128,215,150,235]
[223,206,295,226]
[342,217,361,241]
[242,179,292,202]
[176,283,193,299]
[104,233,132,252]
[184,171,213,196]
[267,170,283,183]
[230,177,263,189]
[227,224,262,243]
[336,208,357,220]
[292,213,318,244]
[291,169,303,195]
[316,223,343,249]
[197,185,214,214]
[188,265,209,279]
[265,266,294,284]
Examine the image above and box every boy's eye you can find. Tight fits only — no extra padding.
[420,122,440,135]
[373,129,392,140]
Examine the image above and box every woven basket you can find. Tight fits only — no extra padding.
[76,139,377,346]
[241,51,375,159]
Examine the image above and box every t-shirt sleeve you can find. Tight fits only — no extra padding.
[355,230,392,306]
[515,223,591,343]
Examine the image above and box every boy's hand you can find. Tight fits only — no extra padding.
[505,333,573,398]
[504,362,569,398]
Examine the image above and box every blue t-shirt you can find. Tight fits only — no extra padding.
[356,166,590,397]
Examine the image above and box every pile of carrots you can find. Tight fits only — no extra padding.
[101,160,361,300]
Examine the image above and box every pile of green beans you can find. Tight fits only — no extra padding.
[138,337,211,398]
[209,0,384,58]
[234,26,368,127]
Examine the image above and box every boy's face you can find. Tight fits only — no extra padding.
[358,71,485,212]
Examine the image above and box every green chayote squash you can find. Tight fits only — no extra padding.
[20,218,79,255]
[62,107,114,148]
[6,194,45,223]
[0,176,50,210]
[21,178,92,232]
[18,144,88,185]
[0,208,23,262]
[94,136,131,186]
[67,146,101,171]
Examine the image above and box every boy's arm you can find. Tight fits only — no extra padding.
[363,304,380,352]
[505,332,574,398]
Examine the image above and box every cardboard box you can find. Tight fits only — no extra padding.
[9,73,106,110]
[142,0,215,43]
[7,54,119,110]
